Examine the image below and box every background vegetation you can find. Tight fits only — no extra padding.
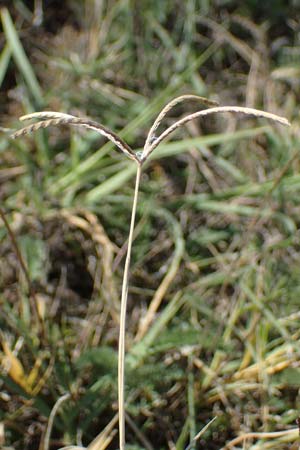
[1,1,300,449]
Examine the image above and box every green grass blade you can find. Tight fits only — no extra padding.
[148,126,269,160]
[1,8,43,106]
[85,163,136,203]
[51,125,280,201]
[128,292,185,368]
[0,43,11,88]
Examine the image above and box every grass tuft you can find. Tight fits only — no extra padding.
[1,2,299,450]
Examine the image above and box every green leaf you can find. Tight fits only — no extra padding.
[1,7,43,106]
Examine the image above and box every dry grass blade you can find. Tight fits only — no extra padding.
[44,393,71,450]
[142,105,291,160]
[185,417,217,450]
[145,94,218,149]
[87,413,118,450]
[12,112,139,162]
[223,427,299,449]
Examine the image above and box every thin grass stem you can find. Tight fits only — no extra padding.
[0,207,44,336]
[118,162,142,450]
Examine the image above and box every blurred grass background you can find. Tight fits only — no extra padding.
[1,1,300,449]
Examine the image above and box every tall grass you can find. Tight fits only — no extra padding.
[11,100,290,450]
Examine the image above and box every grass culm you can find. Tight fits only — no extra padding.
[11,96,290,450]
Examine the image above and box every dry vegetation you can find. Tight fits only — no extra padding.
[1,1,300,450]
